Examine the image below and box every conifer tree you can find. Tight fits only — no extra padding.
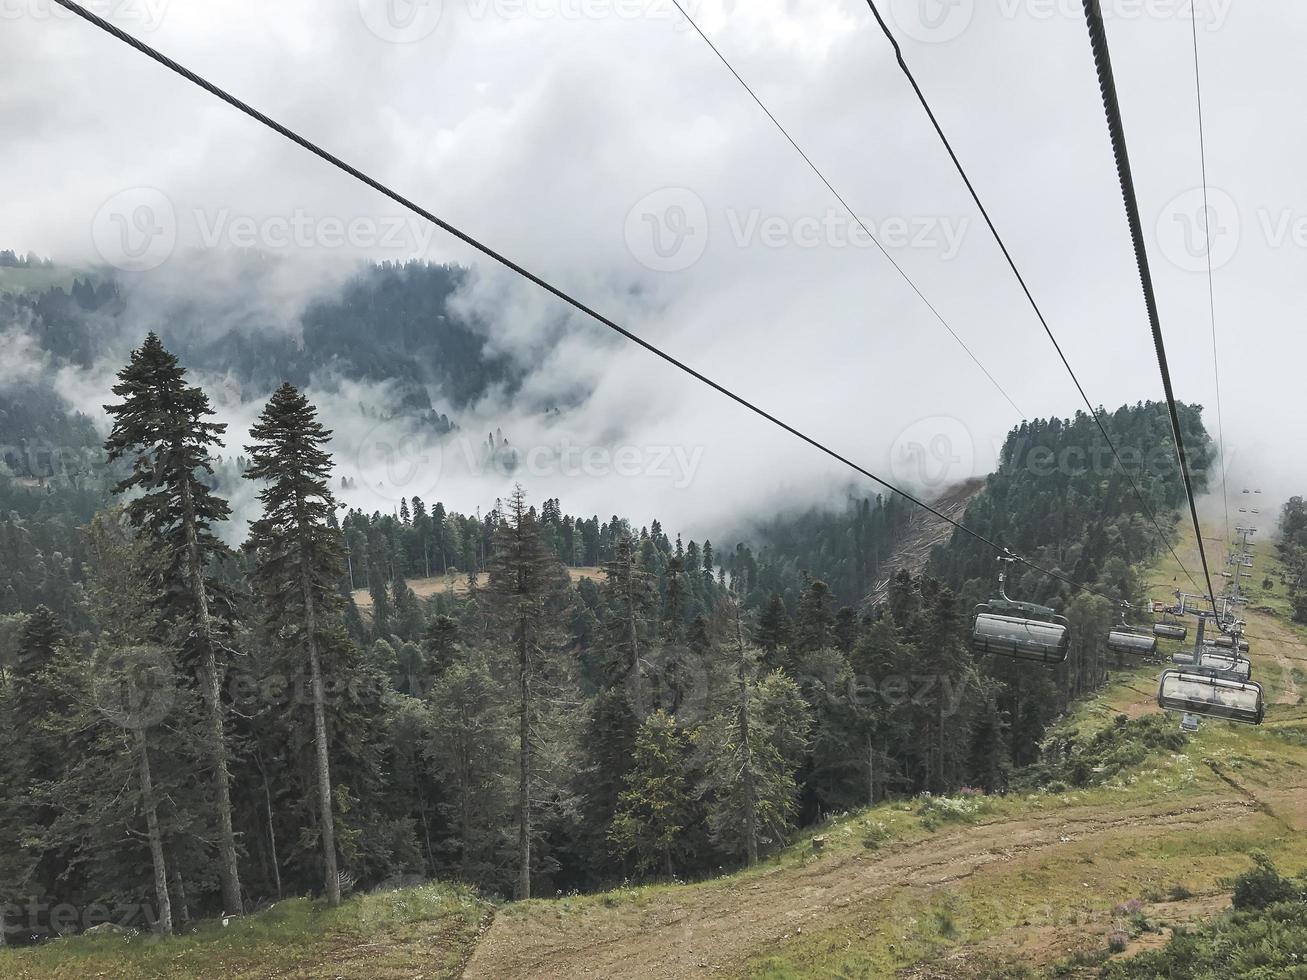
[487,485,564,899]
[427,657,512,884]
[794,579,833,653]
[609,709,693,878]
[757,593,791,667]
[602,536,656,714]
[700,600,810,865]
[103,333,243,914]
[244,382,347,906]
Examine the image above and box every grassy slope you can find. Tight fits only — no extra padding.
[0,883,492,980]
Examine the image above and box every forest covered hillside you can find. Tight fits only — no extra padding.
[0,292,1223,960]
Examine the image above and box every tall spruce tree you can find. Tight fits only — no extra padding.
[103,333,243,915]
[244,383,347,906]
[487,485,564,899]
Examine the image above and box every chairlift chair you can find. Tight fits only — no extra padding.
[1157,669,1264,725]
[1106,604,1158,656]
[971,555,1070,666]
[1211,633,1251,654]
[1172,645,1252,681]
[1155,614,1186,645]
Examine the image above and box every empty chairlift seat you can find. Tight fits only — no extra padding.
[972,606,1071,666]
[1153,622,1188,641]
[1198,650,1252,681]
[1107,628,1158,656]
[1157,669,1264,725]
[1170,647,1252,681]
[1211,634,1251,653]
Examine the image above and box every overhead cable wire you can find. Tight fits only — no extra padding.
[1080,0,1219,611]
[52,0,1127,605]
[1189,1,1233,560]
[861,0,1203,597]
[665,0,1024,418]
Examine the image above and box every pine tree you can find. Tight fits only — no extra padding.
[794,579,833,653]
[13,605,64,708]
[83,511,180,936]
[608,709,694,878]
[602,536,656,715]
[104,333,243,915]
[427,657,512,885]
[423,615,462,676]
[487,485,565,899]
[700,600,811,866]
[244,382,347,906]
[756,593,791,667]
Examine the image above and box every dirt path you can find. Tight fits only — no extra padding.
[462,796,1253,979]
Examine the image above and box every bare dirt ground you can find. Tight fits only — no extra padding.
[463,796,1256,979]
[353,567,603,608]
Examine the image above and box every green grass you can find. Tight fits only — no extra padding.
[0,882,491,980]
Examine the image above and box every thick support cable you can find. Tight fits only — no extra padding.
[1080,0,1218,611]
[863,0,1202,596]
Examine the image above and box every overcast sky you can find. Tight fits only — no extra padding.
[2,0,1303,541]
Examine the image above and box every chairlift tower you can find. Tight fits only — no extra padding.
[1230,526,1257,602]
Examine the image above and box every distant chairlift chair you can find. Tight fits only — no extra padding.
[1106,604,1158,657]
[970,554,1071,666]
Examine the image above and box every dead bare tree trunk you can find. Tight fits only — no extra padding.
[179,476,242,916]
[136,730,173,936]
[517,620,531,899]
[303,554,340,907]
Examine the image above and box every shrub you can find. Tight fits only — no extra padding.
[1232,852,1301,910]
[917,793,993,831]
[1013,715,1187,793]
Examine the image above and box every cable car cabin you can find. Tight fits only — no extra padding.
[1107,628,1157,656]
[1153,623,1188,641]
[1211,634,1250,653]
[971,602,1070,666]
[1158,670,1264,725]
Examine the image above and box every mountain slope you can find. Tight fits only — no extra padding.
[461,524,1307,978]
